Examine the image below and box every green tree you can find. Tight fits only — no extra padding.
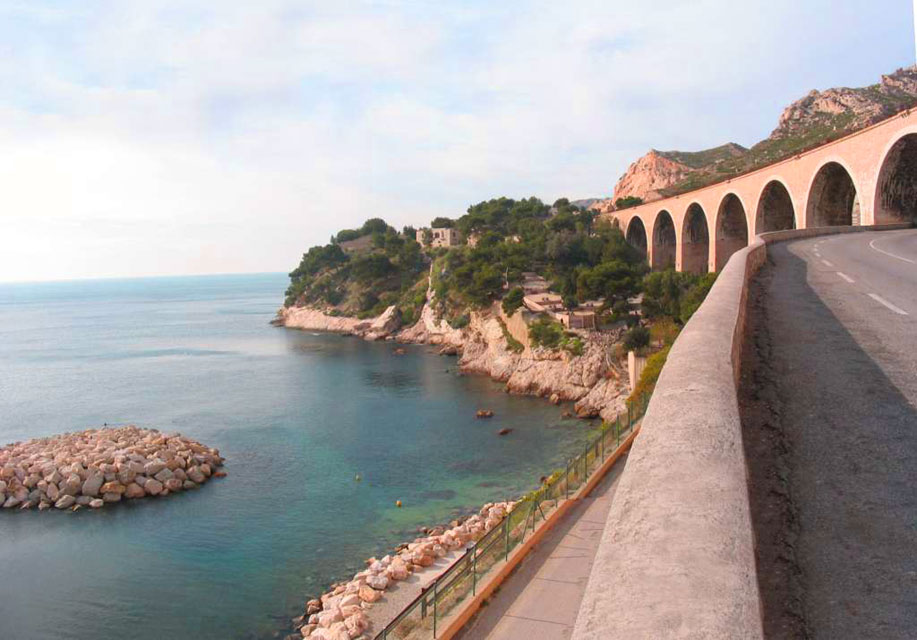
[501,286,525,315]
[615,196,644,210]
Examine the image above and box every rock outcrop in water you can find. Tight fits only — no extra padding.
[0,426,225,511]
[292,502,515,639]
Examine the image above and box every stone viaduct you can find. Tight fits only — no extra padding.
[604,109,917,272]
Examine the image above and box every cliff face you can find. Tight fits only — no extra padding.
[275,304,630,422]
[599,66,917,208]
[611,151,694,204]
[773,67,917,137]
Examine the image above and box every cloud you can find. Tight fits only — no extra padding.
[0,0,911,282]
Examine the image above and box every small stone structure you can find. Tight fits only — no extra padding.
[0,426,224,511]
[416,227,462,248]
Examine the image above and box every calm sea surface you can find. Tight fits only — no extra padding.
[0,273,596,640]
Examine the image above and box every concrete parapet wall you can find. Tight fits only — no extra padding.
[571,222,911,639]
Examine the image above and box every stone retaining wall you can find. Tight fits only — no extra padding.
[571,222,911,639]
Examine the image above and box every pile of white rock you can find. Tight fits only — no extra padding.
[0,425,225,511]
[292,501,515,640]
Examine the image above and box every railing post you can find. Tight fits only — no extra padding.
[472,548,477,595]
[504,517,509,561]
[433,581,438,638]
[584,444,588,478]
[565,461,570,500]
[601,425,605,461]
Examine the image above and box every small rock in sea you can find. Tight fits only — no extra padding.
[476,409,494,419]
[497,428,513,436]
[393,348,406,355]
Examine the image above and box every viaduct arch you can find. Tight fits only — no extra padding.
[602,109,917,273]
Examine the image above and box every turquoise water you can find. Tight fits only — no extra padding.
[0,274,596,639]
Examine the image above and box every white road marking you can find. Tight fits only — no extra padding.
[837,272,855,283]
[868,293,909,316]
[821,259,834,267]
[869,238,916,264]
[814,251,821,257]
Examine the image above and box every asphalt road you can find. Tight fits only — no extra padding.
[744,229,917,639]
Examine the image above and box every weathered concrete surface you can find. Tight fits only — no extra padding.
[457,455,627,640]
[572,241,765,640]
[570,223,911,640]
[741,229,917,639]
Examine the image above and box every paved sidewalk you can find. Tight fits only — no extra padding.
[456,454,627,640]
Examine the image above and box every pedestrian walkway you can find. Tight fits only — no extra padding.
[455,454,627,640]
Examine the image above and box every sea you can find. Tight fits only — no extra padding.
[0,273,598,640]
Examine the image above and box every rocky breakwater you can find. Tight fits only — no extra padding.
[291,501,515,640]
[0,426,225,511]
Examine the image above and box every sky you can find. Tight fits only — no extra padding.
[0,0,914,283]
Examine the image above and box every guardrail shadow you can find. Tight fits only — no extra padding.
[740,241,917,640]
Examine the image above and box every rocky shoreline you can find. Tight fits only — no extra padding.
[276,302,629,423]
[0,426,225,511]
[289,501,515,640]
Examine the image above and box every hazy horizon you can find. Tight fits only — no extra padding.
[1,1,914,283]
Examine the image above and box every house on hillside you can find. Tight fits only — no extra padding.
[556,310,597,330]
[523,292,564,314]
[416,227,462,248]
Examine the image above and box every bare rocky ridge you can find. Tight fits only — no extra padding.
[0,426,224,511]
[594,66,917,210]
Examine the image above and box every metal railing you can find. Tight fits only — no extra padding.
[375,392,650,639]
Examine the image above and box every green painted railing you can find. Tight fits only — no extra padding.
[375,392,650,640]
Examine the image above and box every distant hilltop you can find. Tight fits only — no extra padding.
[596,66,917,211]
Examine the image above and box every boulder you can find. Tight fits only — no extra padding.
[102,492,122,503]
[153,468,174,483]
[306,599,322,615]
[318,609,342,628]
[124,483,146,499]
[358,585,381,603]
[99,481,125,495]
[339,594,360,609]
[187,466,206,483]
[144,460,166,476]
[61,474,82,496]
[82,474,104,497]
[46,482,60,501]
[365,574,389,590]
[164,478,183,492]
[54,495,76,509]
[144,479,164,496]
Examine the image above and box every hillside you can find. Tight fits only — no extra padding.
[604,66,917,206]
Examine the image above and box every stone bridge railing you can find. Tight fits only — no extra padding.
[571,222,912,639]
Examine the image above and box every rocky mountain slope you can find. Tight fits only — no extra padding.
[600,66,917,209]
